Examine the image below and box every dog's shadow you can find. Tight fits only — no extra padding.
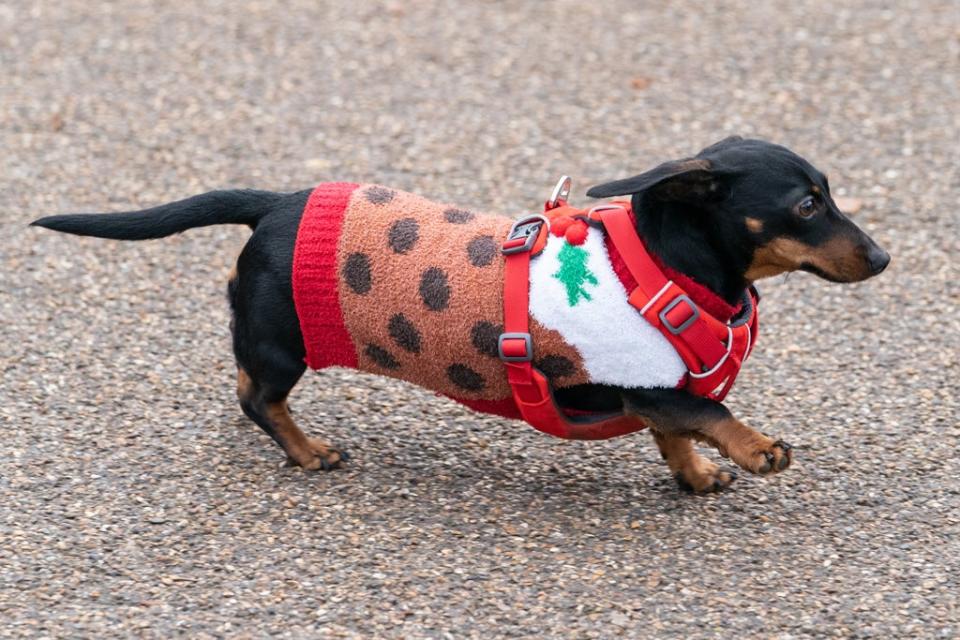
[227,371,790,543]
[258,406,735,527]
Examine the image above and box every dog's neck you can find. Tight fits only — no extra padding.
[630,196,750,307]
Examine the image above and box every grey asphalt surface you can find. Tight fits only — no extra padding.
[2,1,959,637]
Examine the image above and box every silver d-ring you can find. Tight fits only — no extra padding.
[547,175,572,209]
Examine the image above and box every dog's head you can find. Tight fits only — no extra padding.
[587,137,889,288]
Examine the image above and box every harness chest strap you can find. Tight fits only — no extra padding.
[498,202,759,439]
[599,206,759,399]
[498,214,647,440]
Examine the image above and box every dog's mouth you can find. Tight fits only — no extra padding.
[799,262,847,283]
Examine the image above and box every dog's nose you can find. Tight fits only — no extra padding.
[867,246,891,274]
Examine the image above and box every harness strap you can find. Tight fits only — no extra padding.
[601,207,729,372]
[499,214,648,440]
[497,200,759,439]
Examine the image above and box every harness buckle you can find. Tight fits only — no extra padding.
[498,332,533,362]
[659,294,700,335]
[583,203,626,227]
[502,215,548,255]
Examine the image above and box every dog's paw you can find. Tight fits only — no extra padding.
[734,438,792,475]
[287,437,349,471]
[675,457,738,493]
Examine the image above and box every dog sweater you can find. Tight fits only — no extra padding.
[292,183,743,419]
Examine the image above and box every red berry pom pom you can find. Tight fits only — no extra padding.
[564,220,588,245]
[550,215,574,237]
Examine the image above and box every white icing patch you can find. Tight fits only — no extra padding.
[529,227,686,389]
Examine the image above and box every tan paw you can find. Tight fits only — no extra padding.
[732,438,792,475]
[675,457,738,493]
[287,437,350,471]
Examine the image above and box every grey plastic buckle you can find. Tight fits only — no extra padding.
[502,216,547,255]
[498,332,533,362]
[659,295,700,335]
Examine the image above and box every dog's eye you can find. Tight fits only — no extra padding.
[796,196,817,219]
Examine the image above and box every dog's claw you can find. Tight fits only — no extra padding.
[773,440,791,470]
[674,467,737,494]
[759,452,774,474]
[750,439,792,475]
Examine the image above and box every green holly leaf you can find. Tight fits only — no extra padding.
[553,242,598,306]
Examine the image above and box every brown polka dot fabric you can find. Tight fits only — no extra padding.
[534,354,576,381]
[364,186,395,205]
[470,320,502,358]
[335,185,589,400]
[388,313,421,353]
[447,363,486,391]
[418,267,450,311]
[443,208,474,224]
[364,343,400,370]
[467,235,497,267]
[529,319,589,388]
[342,252,372,294]
[388,218,419,254]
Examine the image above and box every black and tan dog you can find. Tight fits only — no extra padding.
[32,137,889,493]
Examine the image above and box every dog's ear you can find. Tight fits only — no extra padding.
[586,158,724,203]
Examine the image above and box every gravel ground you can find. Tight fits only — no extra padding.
[2,1,959,637]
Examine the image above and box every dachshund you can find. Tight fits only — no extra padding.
[32,137,889,493]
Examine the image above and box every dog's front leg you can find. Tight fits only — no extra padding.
[621,388,792,482]
[651,430,738,493]
[695,413,793,475]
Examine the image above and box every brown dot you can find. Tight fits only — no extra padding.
[471,321,503,357]
[467,235,497,267]
[447,363,485,391]
[342,252,372,294]
[388,313,421,353]
[365,186,395,205]
[444,208,474,224]
[419,267,450,311]
[364,344,400,370]
[388,217,419,254]
[535,355,575,381]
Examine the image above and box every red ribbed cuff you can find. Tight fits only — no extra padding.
[292,183,360,370]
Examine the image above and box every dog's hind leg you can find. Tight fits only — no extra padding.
[650,431,736,493]
[227,209,348,470]
[235,366,346,470]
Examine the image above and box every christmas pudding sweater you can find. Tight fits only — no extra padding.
[292,183,742,419]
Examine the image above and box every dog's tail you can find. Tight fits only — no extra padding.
[31,190,283,240]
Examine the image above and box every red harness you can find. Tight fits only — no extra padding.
[498,198,759,440]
